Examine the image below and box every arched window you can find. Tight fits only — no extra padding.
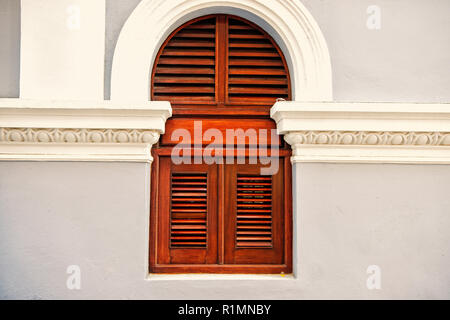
[152,14,291,108]
[150,14,292,274]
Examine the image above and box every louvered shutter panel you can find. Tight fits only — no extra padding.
[152,17,216,103]
[157,159,218,265]
[224,163,285,265]
[227,17,290,105]
[170,173,208,248]
[236,175,273,248]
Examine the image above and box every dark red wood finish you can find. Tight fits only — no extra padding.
[149,14,292,274]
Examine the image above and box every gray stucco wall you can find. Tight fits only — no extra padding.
[1,162,449,299]
[301,0,450,103]
[0,0,20,98]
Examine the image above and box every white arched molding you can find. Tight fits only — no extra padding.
[0,99,172,162]
[271,101,450,164]
[111,0,332,101]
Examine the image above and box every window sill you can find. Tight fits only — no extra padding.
[146,274,296,281]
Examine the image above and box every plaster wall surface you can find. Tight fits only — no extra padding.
[0,0,20,98]
[0,162,449,299]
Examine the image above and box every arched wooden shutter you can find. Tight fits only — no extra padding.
[150,14,292,275]
[227,17,290,104]
[152,15,290,106]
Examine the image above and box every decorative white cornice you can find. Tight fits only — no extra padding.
[271,102,450,164]
[0,99,172,162]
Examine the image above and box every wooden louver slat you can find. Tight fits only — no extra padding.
[153,17,216,103]
[236,175,273,248]
[170,173,208,248]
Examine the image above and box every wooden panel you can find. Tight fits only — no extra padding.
[236,175,273,248]
[152,17,217,103]
[224,162,285,265]
[227,17,290,105]
[150,155,292,274]
[161,118,280,147]
[156,158,218,265]
[170,173,208,248]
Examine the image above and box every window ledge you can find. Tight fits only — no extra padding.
[271,101,450,164]
[146,274,296,281]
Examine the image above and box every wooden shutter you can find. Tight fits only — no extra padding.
[157,158,218,265]
[151,14,290,107]
[224,163,285,265]
[150,14,292,274]
[170,173,208,248]
[227,17,290,105]
[236,175,273,248]
[152,17,217,103]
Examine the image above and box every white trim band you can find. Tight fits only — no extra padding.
[0,99,172,162]
[271,102,450,164]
